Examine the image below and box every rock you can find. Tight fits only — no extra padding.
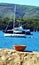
[0,61,7,65]
[0,49,39,65]
[0,61,3,65]
[1,55,6,61]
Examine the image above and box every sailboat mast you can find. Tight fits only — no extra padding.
[13,5,16,30]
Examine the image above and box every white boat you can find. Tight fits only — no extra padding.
[4,5,26,37]
[4,26,26,37]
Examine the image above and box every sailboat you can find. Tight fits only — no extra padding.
[4,5,26,37]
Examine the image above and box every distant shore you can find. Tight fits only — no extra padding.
[0,48,39,65]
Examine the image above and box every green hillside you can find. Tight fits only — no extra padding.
[0,3,39,18]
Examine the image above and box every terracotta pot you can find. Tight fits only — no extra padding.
[14,45,26,51]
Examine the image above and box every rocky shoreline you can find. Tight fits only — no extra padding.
[0,48,39,65]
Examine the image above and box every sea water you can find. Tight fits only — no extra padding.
[0,31,39,51]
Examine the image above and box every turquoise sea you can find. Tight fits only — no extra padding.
[0,31,39,51]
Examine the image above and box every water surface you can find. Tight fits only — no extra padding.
[0,31,39,51]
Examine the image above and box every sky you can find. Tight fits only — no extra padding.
[0,0,39,6]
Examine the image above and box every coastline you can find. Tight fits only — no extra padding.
[0,48,39,65]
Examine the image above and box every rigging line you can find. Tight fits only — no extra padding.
[5,22,10,32]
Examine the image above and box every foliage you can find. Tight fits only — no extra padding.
[0,17,39,31]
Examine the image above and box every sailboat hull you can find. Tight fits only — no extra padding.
[4,33,26,37]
